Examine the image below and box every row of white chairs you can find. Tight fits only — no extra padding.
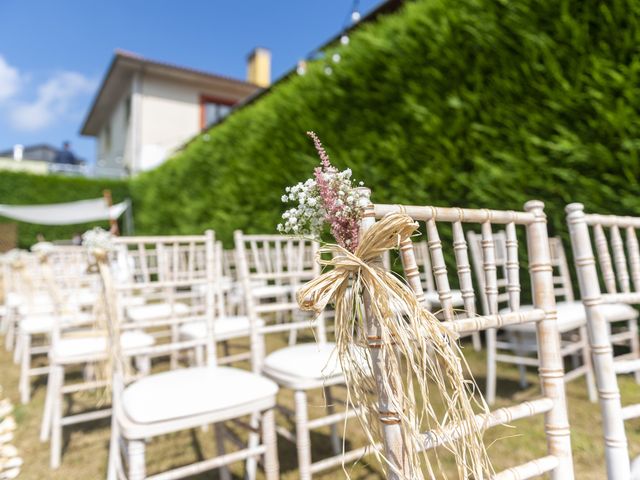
[0,195,639,479]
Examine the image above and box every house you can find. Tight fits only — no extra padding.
[80,49,269,176]
[0,143,87,176]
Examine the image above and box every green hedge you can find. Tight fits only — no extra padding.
[132,0,640,249]
[0,170,129,248]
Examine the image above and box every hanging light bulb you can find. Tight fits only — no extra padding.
[332,53,341,63]
[340,34,350,46]
[324,65,333,75]
[351,10,361,23]
[296,60,307,76]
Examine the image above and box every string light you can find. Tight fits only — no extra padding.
[298,0,360,76]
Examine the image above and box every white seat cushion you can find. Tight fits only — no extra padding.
[52,331,155,359]
[73,289,98,307]
[601,302,639,322]
[263,343,368,381]
[251,285,294,299]
[424,289,464,307]
[122,366,278,424]
[126,303,189,322]
[19,313,92,334]
[500,301,637,333]
[179,316,263,340]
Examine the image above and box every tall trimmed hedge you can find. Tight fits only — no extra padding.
[0,171,129,248]
[133,0,640,247]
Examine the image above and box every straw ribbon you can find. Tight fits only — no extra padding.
[297,213,493,479]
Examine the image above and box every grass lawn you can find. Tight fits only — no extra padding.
[1,332,639,479]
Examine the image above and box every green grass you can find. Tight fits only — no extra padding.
[1,333,639,479]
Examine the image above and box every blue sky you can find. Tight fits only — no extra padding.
[0,0,382,163]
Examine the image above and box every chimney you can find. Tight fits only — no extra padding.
[13,144,23,161]
[247,47,271,88]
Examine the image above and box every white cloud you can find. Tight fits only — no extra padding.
[9,71,96,131]
[0,55,21,102]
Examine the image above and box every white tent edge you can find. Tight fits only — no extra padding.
[0,197,130,226]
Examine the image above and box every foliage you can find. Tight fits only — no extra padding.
[0,170,129,248]
[133,0,640,250]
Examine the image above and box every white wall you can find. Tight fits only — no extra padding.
[96,85,132,175]
[138,74,201,172]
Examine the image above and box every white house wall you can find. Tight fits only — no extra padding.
[138,73,201,172]
[96,85,132,175]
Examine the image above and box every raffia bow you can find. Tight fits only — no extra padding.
[298,213,493,479]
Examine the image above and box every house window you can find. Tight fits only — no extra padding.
[200,95,235,129]
[103,124,112,155]
[125,95,131,122]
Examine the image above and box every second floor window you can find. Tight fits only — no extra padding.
[200,95,234,129]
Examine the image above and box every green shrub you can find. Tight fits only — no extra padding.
[132,0,640,251]
[0,170,129,248]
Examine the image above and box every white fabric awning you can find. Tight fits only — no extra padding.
[0,198,129,225]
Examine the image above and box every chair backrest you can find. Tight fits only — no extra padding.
[233,232,321,368]
[108,232,222,374]
[41,246,99,345]
[566,203,640,478]
[360,190,574,479]
[467,231,574,314]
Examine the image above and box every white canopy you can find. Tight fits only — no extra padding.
[0,198,129,225]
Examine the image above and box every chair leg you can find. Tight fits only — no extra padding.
[579,326,597,402]
[107,412,120,480]
[5,314,15,351]
[170,324,178,370]
[215,424,231,480]
[262,408,279,480]
[244,412,260,480]
[485,328,497,405]
[628,318,640,384]
[135,355,151,375]
[19,333,31,404]
[513,332,529,388]
[127,439,146,480]
[40,364,55,442]
[471,331,482,352]
[50,365,64,469]
[195,346,205,368]
[294,390,312,480]
[13,328,23,364]
[324,387,340,455]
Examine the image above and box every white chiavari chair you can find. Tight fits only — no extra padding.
[178,241,256,366]
[14,249,97,405]
[385,240,483,351]
[361,191,575,479]
[566,203,640,479]
[467,232,607,403]
[235,232,371,480]
[101,230,279,480]
[39,246,156,469]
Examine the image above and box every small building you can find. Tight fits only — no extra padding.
[80,49,269,176]
[0,144,87,176]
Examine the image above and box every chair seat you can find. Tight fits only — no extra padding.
[19,313,92,334]
[126,302,189,322]
[122,366,278,424]
[251,284,295,299]
[52,331,155,359]
[179,316,263,341]
[73,289,98,307]
[500,301,638,333]
[263,343,368,387]
[424,289,464,307]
